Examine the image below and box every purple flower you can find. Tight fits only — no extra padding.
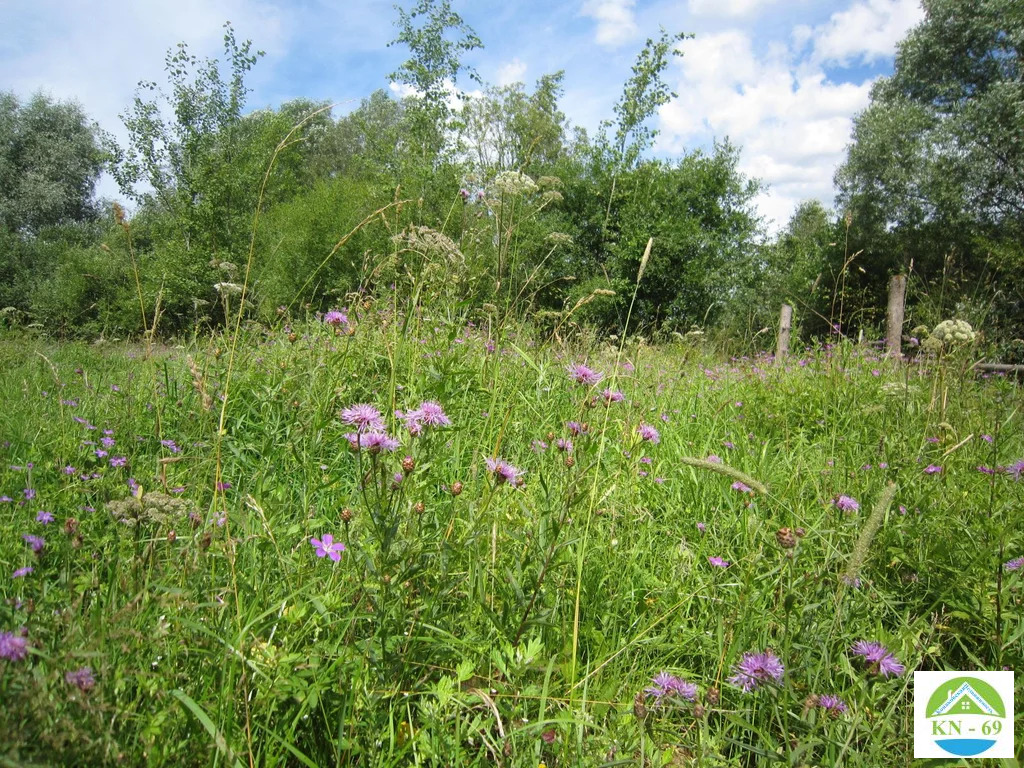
[0,496,11,503]
[708,556,730,568]
[12,566,33,579]
[637,424,660,444]
[981,434,994,443]
[216,481,232,492]
[340,404,385,433]
[345,431,399,453]
[94,449,108,459]
[567,421,585,436]
[851,641,904,678]
[36,510,54,524]
[924,465,943,475]
[310,533,345,561]
[531,440,548,453]
[566,363,604,386]
[816,694,848,714]
[0,631,29,661]
[65,666,96,692]
[21,534,45,553]
[1007,460,1024,481]
[601,388,624,404]
[411,400,451,428]
[722,441,735,450]
[645,671,698,702]
[485,457,524,487]
[706,454,722,464]
[63,465,76,475]
[109,456,127,468]
[101,437,115,448]
[160,439,180,454]
[23,488,35,501]
[696,522,706,533]
[833,495,860,512]
[556,438,573,453]
[728,651,784,692]
[1004,556,1024,572]
[731,481,752,494]
[324,310,348,327]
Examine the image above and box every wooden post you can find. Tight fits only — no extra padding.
[776,304,793,362]
[886,274,907,356]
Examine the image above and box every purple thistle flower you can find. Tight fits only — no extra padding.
[12,566,33,579]
[722,441,735,450]
[567,421,585,436]
[1007,460,1024,481]
[601,388,624,403]
[706,454,722,463]
[345,431,399,453]
[412,400,451,427]
[851,640,904,678]
[101,437,115,448]
[731,481,752,494]
[65,666,96,692]
[708,556,730,568]
[566,363,604,386]
[324,310,348,327]
[696,522,706,533]
[36,510,54,524]
[981,434,994,443]
[216,481,232,492]
[341,404,385,433]
[728,650,784,692]
[816,694,848,714]
[109,456,127,468]
[0,631,29,661]
[160,439,180,454]
[21,534,45,553]
[833,495,860,512]
[95,449,108,459]
[556,438,573,453]
[63,465,76,475]
[637,424,660,444]
[485,457,524,487]
[1003,556,1024,572]
[23,488,35,501]
[0,496,11,503]
[924,464,943,475]
[645,671,698,702]
[310,533,345,562]
[531,439,548,453]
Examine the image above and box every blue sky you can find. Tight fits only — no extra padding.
[1,0,923,229]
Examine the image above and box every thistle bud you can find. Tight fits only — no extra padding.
[776,527,797,549]
[402,456,415,473]
[64,517,79,535]
[451,481,463,496]
[413,501,425,514]
[167,530,177,543]
[288,333,297,343]
[340,507,353,523]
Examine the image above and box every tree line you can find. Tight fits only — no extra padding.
[1,0,1021,357]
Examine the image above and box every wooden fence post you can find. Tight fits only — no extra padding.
[776,304,793,362]
[886,274,907,357]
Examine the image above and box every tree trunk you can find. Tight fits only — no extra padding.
[886,274,907,357]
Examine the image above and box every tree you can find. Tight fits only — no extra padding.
[0,92,104,235]
[835,0,1024,341]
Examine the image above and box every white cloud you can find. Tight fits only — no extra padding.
[496,58,528,87]
[657,29,874,230]
[580,0,638,48]
[687,0,780,18]
[812,0,923,65]
[388,80,484,112]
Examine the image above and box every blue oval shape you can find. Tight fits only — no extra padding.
[936,738,996,757]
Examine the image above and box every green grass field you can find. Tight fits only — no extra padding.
[1,312,1021,766]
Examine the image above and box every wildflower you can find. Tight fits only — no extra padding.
[216,481,232,492]
[816,694,848,714]
[1007,460,1024,481]
[36,511,54,524]
[341,404,385,433]
[566,363,604,386]
[556,438,573,453]
[109,456,127,468]
[1004,556,1024,572]
[0,631,28,661]
[924,465,942,475]
[0,496,10,502]
[728,651,784,692]
[601,388,624,404]
[977,465,996,475]
[851,640,904,678]
[101,437,115,448]
[842,574,862,588]
[567,421,586,436]
[708,556,730,568]
[706,455,722,463]
[345,431,400,453]
[310,534,345,562]
[731,481,752,494]
[412,400,451,428]
[63,465,76,475]
[23,488,35,501]
[833,495,860,512]
[95,449,108,459]
[21,534,44,553]
[696,522,706,533]
[324,310,348,327]
[637,424,660,444]
[485,457,523,486]
[12,566,32,579]
[981,434,994,443]
[645,671,698,702]
[531,440,548,453]
[722,441,735,450]
[65,666,96,692]
[160,439,180,453]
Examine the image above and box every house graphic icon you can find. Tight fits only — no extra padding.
[930,682,999,717]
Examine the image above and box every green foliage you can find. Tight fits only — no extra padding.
[0,91,104,236]
[0,319,1021,765]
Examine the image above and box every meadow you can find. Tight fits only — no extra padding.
[1,311,1022,766]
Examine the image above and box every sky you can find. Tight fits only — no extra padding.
[0,0,924,230]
